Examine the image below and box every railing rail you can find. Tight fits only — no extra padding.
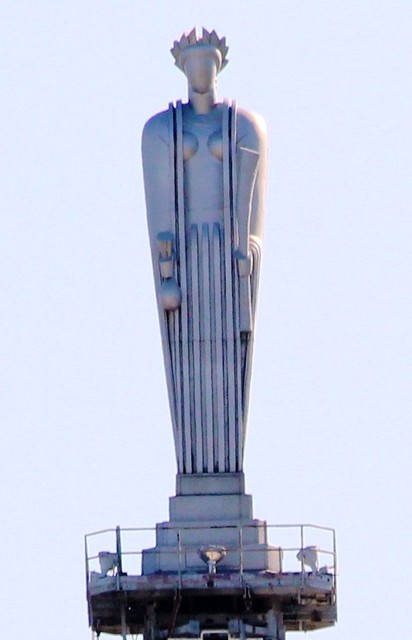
[85,523,337,594]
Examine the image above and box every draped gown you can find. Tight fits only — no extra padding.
[142,100,267,474]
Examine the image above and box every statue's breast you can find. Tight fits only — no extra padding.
[182,128,223,162]
[207,130,224,161]
[182,131,198,161]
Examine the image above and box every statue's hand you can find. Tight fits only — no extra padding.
[156,231,181,310]
[234,250,253,332]
[159,278,182,312]
[235,251,253,277]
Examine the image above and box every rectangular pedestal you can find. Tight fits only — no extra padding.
[142,473,281,575]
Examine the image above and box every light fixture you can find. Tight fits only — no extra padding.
[296,546,318,574]
[98,551,119,577]
[199,545,227,574]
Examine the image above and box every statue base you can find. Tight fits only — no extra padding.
[142,473,281,574]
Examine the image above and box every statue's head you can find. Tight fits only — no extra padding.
[171,28,229,94]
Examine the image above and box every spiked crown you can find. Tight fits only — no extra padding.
[171,28,229,73]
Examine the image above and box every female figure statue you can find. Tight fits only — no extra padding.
[142,29,267,475]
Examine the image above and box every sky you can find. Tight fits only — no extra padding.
[1,1,411,638]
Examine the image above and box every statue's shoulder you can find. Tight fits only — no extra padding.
[236,107,267,149]
[142,108,170,145]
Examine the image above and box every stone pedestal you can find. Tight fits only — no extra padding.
[142,473,281,574]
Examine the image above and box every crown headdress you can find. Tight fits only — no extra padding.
[171,28,229,73]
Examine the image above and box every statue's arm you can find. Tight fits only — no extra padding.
[236,109,268,243]
[141,111,173,246]
[235,109,268,332]
[142,111,181,310]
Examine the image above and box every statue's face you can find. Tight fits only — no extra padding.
[183,47,218,94]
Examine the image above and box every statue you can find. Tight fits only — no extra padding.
[86,33,337,633]
[142,28,267,476]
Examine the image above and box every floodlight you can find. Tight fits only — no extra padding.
[296,546,318,574]
[98,551,119,577]
[199,545,227,574]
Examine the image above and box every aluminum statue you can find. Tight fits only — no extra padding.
[142,28,267,474]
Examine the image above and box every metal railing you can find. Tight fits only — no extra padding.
[85,523,336,592]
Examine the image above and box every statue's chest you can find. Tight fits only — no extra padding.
[182,123,223,162]
[182,119,225,220]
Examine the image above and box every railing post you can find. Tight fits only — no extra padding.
[239,525,244,578]
[299,525,305,590]
[332,527,337,602]
[116,526,123,591]
[177,528,182,589]
[279,549,283,574]
[85,535,92,626]
[116,526,123,573]
[115,527,127,639]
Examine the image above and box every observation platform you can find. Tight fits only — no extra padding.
[85,524,337,638]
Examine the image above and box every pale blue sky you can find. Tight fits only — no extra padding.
[1,2,411,638]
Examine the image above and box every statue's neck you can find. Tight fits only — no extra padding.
[188,88,217,115]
